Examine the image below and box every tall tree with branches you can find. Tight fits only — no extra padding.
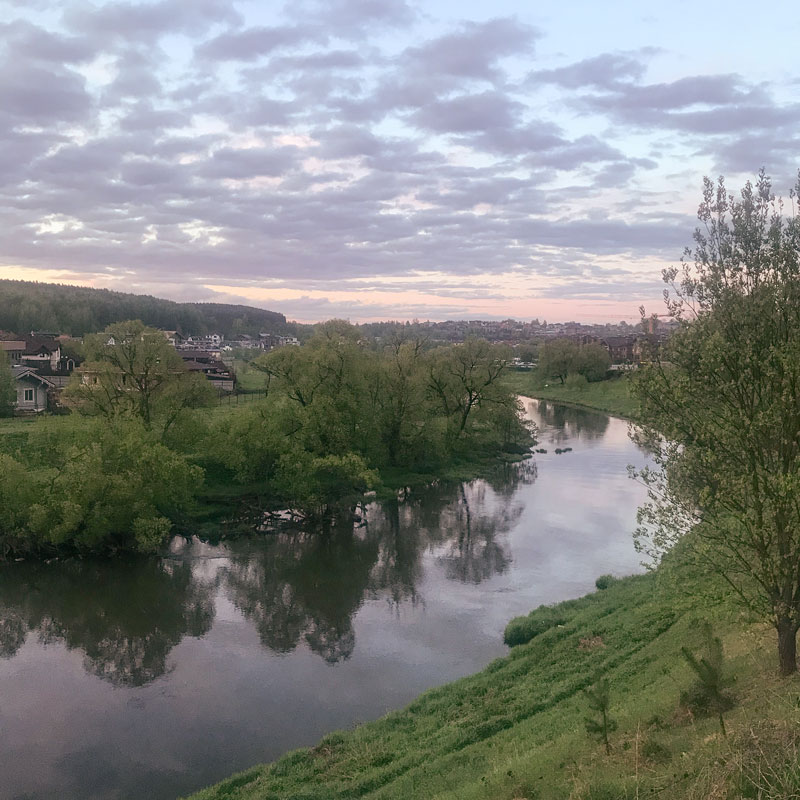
[632,170,800,675]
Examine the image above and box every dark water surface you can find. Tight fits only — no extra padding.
[0,400,650,800]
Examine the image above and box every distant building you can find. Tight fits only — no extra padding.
[11,366,55,413]
[177,350,235,393]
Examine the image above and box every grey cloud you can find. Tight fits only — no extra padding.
[402,18,538,82]
[410,91,524,134]
[119,159,183,186]
[530,52,648,89]
[0,20,96,63]
[64,0,242,41]
[118,103,189,133]
[0,62,91,125]
[197,147,298,179]
[283,0,416,36]
[196,26,319,62]
[103,49,163,100]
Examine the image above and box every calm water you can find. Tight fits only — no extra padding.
[0,400,649,800]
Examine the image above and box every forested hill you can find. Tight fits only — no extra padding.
[0,280,289,337]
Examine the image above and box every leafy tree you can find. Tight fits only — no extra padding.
[632,171,800,675]
[584,678,617,754]
[274,449,378,520]
[25,419,203,553]
[0,348,15,417]
[426,337,512,435]
[537,338,578,384]
[64,320,214,430]
[575,342,611,381]
[680,623,734,736]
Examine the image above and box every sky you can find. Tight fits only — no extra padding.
[1,0,798,323]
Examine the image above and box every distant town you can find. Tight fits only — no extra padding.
[1,316,671,415]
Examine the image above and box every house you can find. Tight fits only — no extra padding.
[12,366,55,413]
[20,335,62,370]
[162,330,187,348]
[1,340,25,363]
[598,335,637,364]
[178,350,236,393]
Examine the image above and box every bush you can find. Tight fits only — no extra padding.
[595,574,617,590]
[504,604,568,647]
[565,372,589,392]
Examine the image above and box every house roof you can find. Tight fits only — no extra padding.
[11,366,56,387]
[0,340,25,351]
[24,336,59,354]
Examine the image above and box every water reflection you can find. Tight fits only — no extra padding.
[223,469,531,662]
[0,559,215,686]
[535,399,610,442]
[0,460,535,681]
[224,530,378,663]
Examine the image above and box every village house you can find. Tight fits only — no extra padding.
[2,332,81,412]
[178,350,236,393]
[11,366,55,413]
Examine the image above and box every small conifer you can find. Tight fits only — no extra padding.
[584,678,617,754]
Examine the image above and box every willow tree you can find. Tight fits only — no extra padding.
[633,171,800,675]
[65,320,213,430]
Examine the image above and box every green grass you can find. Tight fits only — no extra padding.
[186,559,800,800]
[504,371,638,419]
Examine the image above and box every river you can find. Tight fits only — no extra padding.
[0,399,650,800]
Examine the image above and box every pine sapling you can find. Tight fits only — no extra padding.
[681,623,735,736]
[584,678,617,755]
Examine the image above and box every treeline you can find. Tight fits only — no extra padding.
[0,321,533,557]
[0,279,290,337]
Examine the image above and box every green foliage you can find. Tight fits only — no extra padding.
[504,604,569,646]
[63,320,215,429]
[680,623,735,735]
[574,343,611,381]
[584,678,618,754]
[0,348,15,417]
[595,574,617,590]
[538,338,579,384]
[231,325,533,515]
[538,339,610,386]
[0,278,288,337]
[273,450,379,519]
[632,171,800,675]
[0,418,203,555]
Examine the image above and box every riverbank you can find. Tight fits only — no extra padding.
[504,371,638,419]
[187,555,798,800]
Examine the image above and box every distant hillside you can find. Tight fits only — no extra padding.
[0,280,290,338]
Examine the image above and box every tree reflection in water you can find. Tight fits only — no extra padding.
[0,461,538,675]
[223,529,378,664]
[0,559,215,686]
[536,400,609,443]
[225,459,536,661]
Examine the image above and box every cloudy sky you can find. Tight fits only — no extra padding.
[1,0,798,322]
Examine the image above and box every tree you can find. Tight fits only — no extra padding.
[0,348,15,417]
[584,678,617,755]
[426,338,512,435]
[64,320,214,430]
[680,623,734,736]
[537,338,578,384]
[632,171,800,675]
[574,342,611,382]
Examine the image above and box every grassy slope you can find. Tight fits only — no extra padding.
[504,371,638,419]
[186,562,800,800]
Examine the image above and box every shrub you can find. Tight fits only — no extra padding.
[504,604,568,647]
[595,574,617,590]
